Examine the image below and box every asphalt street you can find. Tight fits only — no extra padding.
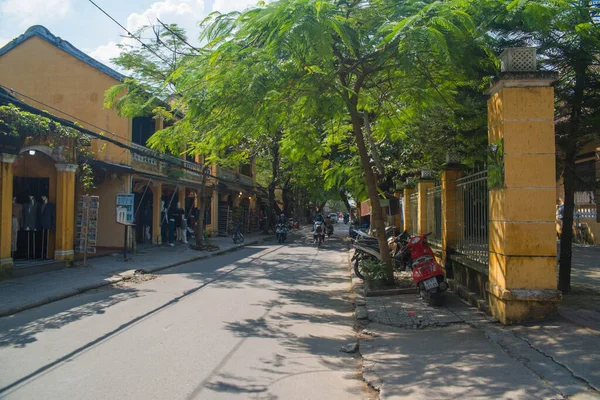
[0,229,367,399]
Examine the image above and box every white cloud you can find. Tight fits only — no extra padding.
[0,0,71,26]
[0,37,10,48]
[212,0,258,14]
[88,41,122,67]
[87,0,260,70]
[126,0,206,41]
[88,0,208,69]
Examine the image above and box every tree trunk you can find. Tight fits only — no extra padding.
[349,101,393,284]
[558,151,576,293]
[558,56,587,294]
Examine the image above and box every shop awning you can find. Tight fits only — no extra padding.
[88,159,134,175]
[134,171,209,191]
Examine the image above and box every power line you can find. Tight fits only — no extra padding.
[87,0,174,68]
[0,85,256,189]
[156,19,204,55]
[0,88,257,190]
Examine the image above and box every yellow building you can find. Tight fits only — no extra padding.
[0,26,257,276]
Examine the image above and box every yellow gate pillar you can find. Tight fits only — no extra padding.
[403,187,415,233]
[441,166,461,264]
[55,163,77,261]
[487,48,560,324]
[417,178,434,235]
[0,153,16,274]
[152,182,163,244]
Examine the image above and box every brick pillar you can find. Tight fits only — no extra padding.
[487,69,560,324]
[55,163,77,261]
[417,180,434,235]
[441,168,461,263]
[0,153,16,274]
[403,188,415,233]
[152,181,163,244]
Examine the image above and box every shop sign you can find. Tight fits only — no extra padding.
[116,193,135,224]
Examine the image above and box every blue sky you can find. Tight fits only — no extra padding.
[0,0,257,67]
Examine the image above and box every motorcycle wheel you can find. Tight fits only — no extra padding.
[354,258,365,280]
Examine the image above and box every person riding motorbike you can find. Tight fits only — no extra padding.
[324,215,334,236]
[312,214,324,232]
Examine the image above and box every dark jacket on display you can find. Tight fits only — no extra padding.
[21,201,39,230]
[39,202,56,230]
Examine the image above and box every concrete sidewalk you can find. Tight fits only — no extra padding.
[351,266,600,399]
[0,232,275,317]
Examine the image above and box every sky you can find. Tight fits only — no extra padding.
[0,0,258,68]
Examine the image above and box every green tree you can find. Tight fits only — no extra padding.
[490,0,600,293]
[173,0,482,284]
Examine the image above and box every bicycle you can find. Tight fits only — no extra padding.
[232,225,244,244]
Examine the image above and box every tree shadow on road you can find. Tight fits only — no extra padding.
[0,286,149,349]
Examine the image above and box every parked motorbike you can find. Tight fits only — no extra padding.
[314,221,325,247]
[276,223,288,243]
[326,224,334,237]
[400,232,448,306]
[351,228,407,279]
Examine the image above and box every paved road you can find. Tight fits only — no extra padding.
[0,231,367,399]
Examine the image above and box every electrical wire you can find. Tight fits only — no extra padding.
[87,0,174,68]
[156,19,204,54]
[0,87,256,190]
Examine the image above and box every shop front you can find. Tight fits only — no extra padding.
[0,145,77,272]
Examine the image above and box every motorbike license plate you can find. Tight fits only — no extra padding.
[423,277,439,290]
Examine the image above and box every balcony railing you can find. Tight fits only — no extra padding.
[130,143,159,166]
[239,173,254,187]
[184,160,202,177]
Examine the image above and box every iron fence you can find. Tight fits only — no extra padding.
[409,191,419,236]
[427,186,442,248]
[455,169,489,265]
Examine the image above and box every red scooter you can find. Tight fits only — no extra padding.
[400,232,448,306]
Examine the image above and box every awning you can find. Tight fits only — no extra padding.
[88,159,134,175]
[134,171,208,191]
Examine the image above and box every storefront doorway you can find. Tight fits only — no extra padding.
[13,176,50,260]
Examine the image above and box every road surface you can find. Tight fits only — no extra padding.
[0,230,367,399]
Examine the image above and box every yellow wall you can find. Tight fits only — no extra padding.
[87,174,131,248]
[0,36,131,165]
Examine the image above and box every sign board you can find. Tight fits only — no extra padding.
[116,193,135,224]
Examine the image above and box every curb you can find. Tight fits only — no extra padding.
[0,236,275,318]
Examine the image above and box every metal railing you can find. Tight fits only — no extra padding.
[409,191,419,236]
[455,170,489,265]
[427,185,442,248]
[130,143,159,166]
[184,160,202,175]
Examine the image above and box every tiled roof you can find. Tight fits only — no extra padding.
[0,25,125,82]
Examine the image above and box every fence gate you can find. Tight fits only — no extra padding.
[455,169,489,265]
